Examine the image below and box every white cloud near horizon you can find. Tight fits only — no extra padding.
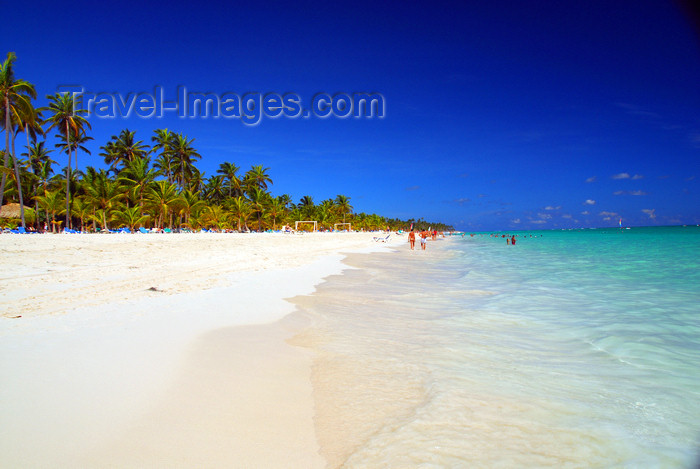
[585,176,597,183]
[612,172,644,180]
[642,208,657,219]
[614,190,648,196]
[584,199,596,205]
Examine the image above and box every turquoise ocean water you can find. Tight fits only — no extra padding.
[295,226,700,468]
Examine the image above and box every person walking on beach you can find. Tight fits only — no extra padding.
[408,229,416,250]
[420,230,428,250]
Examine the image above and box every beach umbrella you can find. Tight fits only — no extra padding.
[0,203,36,223]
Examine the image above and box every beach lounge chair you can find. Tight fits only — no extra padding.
[373,234,391,242]
[139,227,149,234]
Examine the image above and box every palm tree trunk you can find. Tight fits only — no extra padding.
[65,121,71,230]
[26,130,40,230]
[10,131,26,228]
[0,99,10,209]
[44,183,49,231]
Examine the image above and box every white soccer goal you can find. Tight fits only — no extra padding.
[295,221,318,232]
[333,223,352,232]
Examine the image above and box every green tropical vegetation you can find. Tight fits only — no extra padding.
[0,52,454,233]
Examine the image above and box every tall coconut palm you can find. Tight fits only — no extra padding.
[0,52,37,228]
[70,196,92,232]
[298,195,315,218]
[246,186,268,231]
[147,180,179,228]
[117,156,155,209]
[102,129,149,171]
[43,91,91,229]
[227,196,252,232]
[175,189,206,228]
[34,188,64,232]
[277,193,293,210]
[204,175,225,204]
[111,205,150,231]
[55,130,92,174]
[22,141,54,229]
[201,205,229,231]
[334,194,353,223]
[151,128,174,183]
[217,161,241,198]
[266,198,286,230]
[167,133,200,190]
[244,164,272,192]
[82,169,123,230]
[99,140,120,174]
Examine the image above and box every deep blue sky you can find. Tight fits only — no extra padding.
[7,0,700,230]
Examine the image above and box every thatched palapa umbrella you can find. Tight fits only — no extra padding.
[0,203,35,223]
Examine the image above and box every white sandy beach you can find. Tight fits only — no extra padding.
[0,232,404,468]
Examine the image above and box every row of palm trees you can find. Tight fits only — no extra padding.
[1,51,455,233]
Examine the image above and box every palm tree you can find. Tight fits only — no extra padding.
[0,52,37,228]
[217,161,241,198]
[70,196,92,232]
[201,205,229,231]
[13,103,44,228]
[334,194,353,223]
[298,195,315,218]
[82,169,123,230]
[266,198,286,230]
[175,189,206,228]
[118,156,155,209]
[34,188,64,232]
[147,180,179,228]
[244,164,272,193]
[99,140,120,174]
[43,91,91,229]
[23,141,54,229]
[277,193,294,210]
[56,130,92,174]
[185,166,205,193]
[167,133,201,190]
[111,205,150,231]
[227,196,252,232]
[203,175,225,204]
[151,128,174,183]
[247,186,268,231]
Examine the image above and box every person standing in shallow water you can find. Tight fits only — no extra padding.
[408,229,416,250]
[511,235,516,245]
